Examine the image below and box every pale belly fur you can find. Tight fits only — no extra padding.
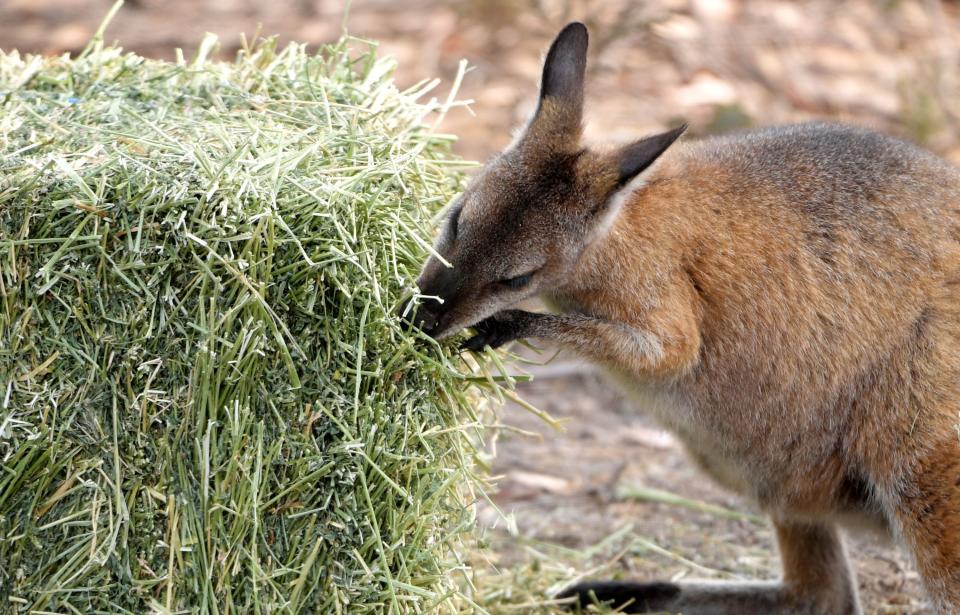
[600,366,753,496]
[599,366,893,540]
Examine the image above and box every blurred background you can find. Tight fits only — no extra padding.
[3,1,956,612]
[3,0,960,164]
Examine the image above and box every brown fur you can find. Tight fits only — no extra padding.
[410,22,960,614]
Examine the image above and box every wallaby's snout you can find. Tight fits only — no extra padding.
[401,264,461,338]
[398,299,441,337]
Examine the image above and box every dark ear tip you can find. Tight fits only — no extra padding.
[657,123,688,149]
[613,123,689,187]
[557,21,589,46]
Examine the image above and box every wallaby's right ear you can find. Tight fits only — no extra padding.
[613,124,687,187]
[526,22,589,146]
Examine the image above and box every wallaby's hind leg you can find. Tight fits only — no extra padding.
[559,521,861,614]
[889,437,960,612]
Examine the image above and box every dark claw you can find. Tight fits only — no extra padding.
[459,334,489,352]
[459,316,515,351]
[461,310,530,352]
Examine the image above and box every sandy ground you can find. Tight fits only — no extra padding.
[3,1,958,612]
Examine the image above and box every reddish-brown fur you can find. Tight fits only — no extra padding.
[410,22,960,614]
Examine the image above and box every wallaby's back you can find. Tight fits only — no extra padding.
[600,122,960,494]
[562,121,960,611]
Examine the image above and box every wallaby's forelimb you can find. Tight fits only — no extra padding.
[559,521,861,614]
[462,307,699,378]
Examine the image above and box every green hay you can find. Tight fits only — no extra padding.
[0,22,517,615]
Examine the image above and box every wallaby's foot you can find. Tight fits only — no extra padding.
[557,580,680,613]
[560,522,861,614]
[558,579,860,614]
[886,436,960,612]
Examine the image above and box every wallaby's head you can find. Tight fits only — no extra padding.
[410,22,685,339]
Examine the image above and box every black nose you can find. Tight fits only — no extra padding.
[398,300,441,335]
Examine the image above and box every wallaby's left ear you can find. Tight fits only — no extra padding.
[538,22,589,114]
[526,22,589,144]
[613,124,687,187]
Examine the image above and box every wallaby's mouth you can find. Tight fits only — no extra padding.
[420,314,466,341]
[399,299,455,339]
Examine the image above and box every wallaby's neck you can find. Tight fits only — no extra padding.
[569,153,693,294]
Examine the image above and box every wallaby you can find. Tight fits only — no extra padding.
[408,22,960,614]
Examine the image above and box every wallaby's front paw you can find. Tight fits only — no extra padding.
[461,310,536,351]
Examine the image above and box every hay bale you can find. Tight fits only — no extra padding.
[0,28,507,614]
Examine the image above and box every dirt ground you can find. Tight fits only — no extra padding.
[3,1,959,612]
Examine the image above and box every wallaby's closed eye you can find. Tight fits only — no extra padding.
[410,22,960,614]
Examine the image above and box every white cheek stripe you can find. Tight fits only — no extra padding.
[588,174,647,246]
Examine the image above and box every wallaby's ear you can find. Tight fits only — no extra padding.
[527,22,589,143]
[613,124,687,187]
[538,22,588,113]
